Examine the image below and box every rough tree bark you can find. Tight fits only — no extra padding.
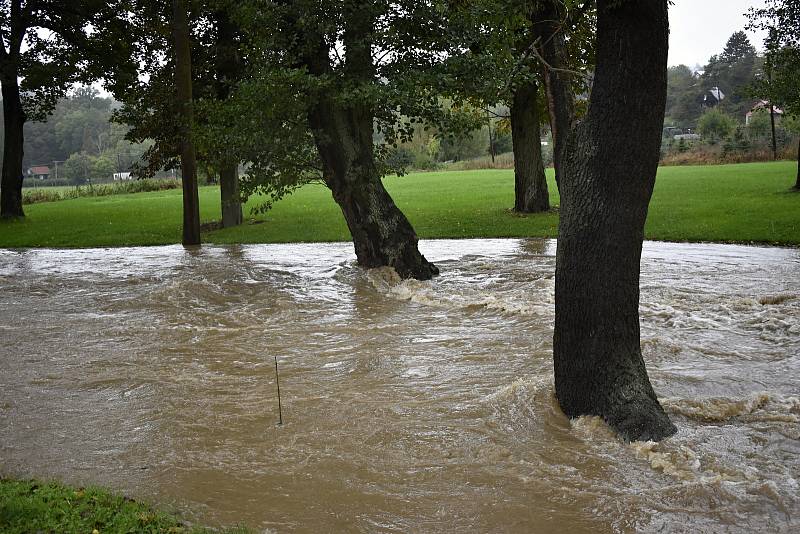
[1,73,25,218]
[308,97,438,280]
[548,0,676,441]
[510,78,550,213]
[219,162,242,227]
[172,0,201,245]
[214,9,243,228]
[302,12,437,280]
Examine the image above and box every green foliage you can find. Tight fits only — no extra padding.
[0,478,248,534]
[748,0,800,118]
[62,152,93,186]
[747,109,773,138]
[723,126,752,156]
[698,108,737,141]
[666,65,702,127]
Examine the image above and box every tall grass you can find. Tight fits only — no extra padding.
[22,179,182,205]
[446,151,516,171]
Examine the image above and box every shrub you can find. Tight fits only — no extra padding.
[698,108,736,142]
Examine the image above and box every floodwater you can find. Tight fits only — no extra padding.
[0,239,798,533]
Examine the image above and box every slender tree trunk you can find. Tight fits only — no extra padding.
[552,0,676,442]
[172,0,200,245]
[1,74,26,218]
[214,9,243,228]
[510,78,550,213]
[219,162,242,227]
[795,136,799,190]
[532,6,575,191]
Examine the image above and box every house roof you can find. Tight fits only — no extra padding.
[29,166,50,174]
[747,100,784,116]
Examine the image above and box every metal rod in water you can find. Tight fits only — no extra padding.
[275,355,283,425]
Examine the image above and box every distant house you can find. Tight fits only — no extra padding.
[113,172,133,181]
[27,165,50,180]
[745,100,783,125]
[701,87,725,108]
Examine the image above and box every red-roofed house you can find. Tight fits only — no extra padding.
[27,165,50,180]
[746,100,784,125]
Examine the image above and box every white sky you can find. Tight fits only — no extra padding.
[669,0,767,68]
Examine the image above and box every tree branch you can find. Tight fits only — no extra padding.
[530,37,592,81]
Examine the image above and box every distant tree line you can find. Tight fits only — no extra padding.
[0,87,149,186]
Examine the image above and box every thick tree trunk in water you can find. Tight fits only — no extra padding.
[552,0,676,442]
[302,9,436,280]
[510,79,549,213]
[1,76,25,218]
[309,100,438,280]
[219,162,242,227]
[172,0,201,245]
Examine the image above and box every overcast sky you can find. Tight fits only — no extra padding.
[669,0,767,69]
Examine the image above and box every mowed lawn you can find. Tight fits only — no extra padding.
[0,162,797,248]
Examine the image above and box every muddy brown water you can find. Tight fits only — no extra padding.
[0,239,798,533]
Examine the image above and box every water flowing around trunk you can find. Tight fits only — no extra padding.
[0,240,798,532]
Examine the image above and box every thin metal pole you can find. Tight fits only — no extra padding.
[275,355,283,425]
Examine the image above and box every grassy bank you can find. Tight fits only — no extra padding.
[0,162,797,248]
[0,478,245,534]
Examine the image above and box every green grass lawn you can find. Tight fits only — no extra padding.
[1,161,798,248]
[0,478,247,534]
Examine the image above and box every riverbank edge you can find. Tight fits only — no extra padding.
[0,236,799,253]
[0,477,248,534]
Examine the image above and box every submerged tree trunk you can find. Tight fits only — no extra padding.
[1,75,25,218]
[214,9,243,228]
[551,0,676,441]
[172,0,200,245]
[302,10,436,280]
[510,78,549,213]
[308,98,438,280]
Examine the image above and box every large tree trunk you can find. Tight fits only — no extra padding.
[219,162,242,227]
[510,78,549,213]
[214,9,243,228]
[1,75,25,218]
[172,0,201,245]
[308,98,438,280]
[303,9,437,280]
[552,0,676,442]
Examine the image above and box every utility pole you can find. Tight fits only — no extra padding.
[53,160,65,182]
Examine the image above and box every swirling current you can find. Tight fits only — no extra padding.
[0,239,798,533]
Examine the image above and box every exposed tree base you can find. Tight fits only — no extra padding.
[331,179,438,281]
[559,391,676,442]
